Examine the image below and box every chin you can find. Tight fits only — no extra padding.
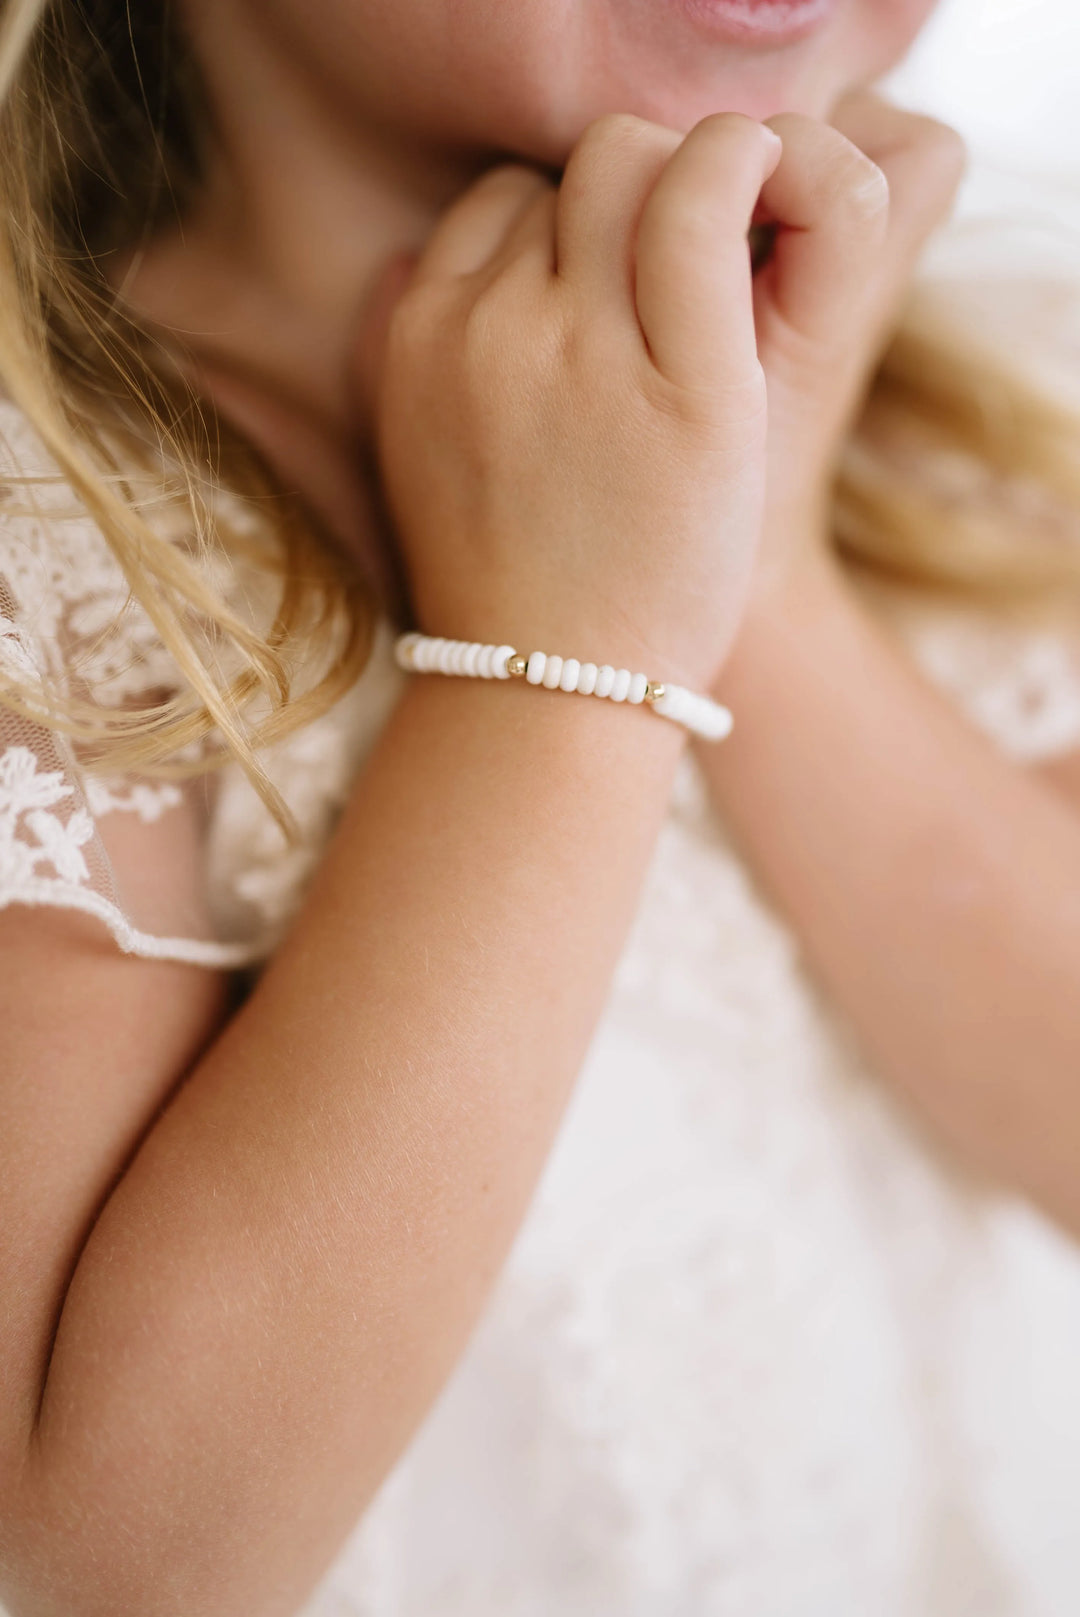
[462,0,939,166]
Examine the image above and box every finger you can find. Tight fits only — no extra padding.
[556,114,682,303]
[635,113,783,393]
[753,113,891,357]
[491,182,560,277]
[352,249,420,428]
[411,164,553,284]
[831,89,967,298]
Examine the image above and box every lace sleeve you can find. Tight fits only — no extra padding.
[860,578,1080,767]
[0,400,257,969]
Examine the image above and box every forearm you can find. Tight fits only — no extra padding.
[13,675,683,1616]
[700,561,1080,1230]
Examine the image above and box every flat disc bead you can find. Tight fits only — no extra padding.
[627,671,649,704]
[493,645,516,679]
[463,642,483,675]
[577,662,598,695]
[541,655,564,689]
[525,651,547,685]
[394,633,420,669]
[477,643,496,678]
[559,658,581,692]
[594,665,616,698]
[610,668,632,702]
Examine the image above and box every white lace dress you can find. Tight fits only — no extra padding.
[3,393,1080,1617]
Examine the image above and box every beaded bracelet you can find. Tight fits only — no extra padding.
[393,632,733,742]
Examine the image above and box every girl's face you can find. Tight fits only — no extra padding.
[250,0,941,163]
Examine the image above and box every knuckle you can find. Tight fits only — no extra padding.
[473,160,548,199]
[843,151,891,223]
[693,110,766,144]
[643,354,768,437]
[565,113,676,196]
[575,111,654,158]
[690,110,777,170]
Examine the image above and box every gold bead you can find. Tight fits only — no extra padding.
[644,681,665,703]
[506,653,528,678]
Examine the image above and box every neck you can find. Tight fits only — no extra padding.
[115,0,488,595]
[159,2,483,427]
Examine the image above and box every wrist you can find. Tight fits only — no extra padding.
[396,646,691,774]
[709,548,869,736]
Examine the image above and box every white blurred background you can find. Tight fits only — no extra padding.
[888,0,1080,173]
[882,0,1079,327]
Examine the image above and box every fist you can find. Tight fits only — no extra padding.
[368,112,783,692]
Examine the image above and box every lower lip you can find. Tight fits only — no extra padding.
[670,0,837,45]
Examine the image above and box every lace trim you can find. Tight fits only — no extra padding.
[0,743,256,968]
[0,874,259,967]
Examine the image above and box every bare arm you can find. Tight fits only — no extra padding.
[2,676,682,1617]
[692,99,1080,1229]
[700,561,1080,1232]
[0,114,782,1614]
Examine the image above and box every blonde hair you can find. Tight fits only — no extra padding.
[1,0,1078,821]
[0,0,375,829]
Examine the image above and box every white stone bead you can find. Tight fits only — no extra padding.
[477,643,495,678]
[610,667,632,702]
[542,655,564,689]
[627,671,649,705]
[463,641,482,676]
[595,664,615,698]
[652,683,732,741]
[426,637,445,671]
[493,645,516,679]
[526,651,546,685]
[559,658,580,692]
[394,632,419,670]
[577,662,598,695]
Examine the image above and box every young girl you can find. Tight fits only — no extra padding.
[1,0,1079,1612]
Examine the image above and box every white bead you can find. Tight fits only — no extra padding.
[627,671,649,705]
[577,662,598,695]
[559,658,580,692]
[463,641,482,675]
[542,655,564,689]
[610,668,632,702]
[394,633,420,670]
[595,665,615,698]
[652,683,733,741]
[425,637,444,671]
[477,643,495,678]
[526,651,546,685]
[493,645,516,679]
